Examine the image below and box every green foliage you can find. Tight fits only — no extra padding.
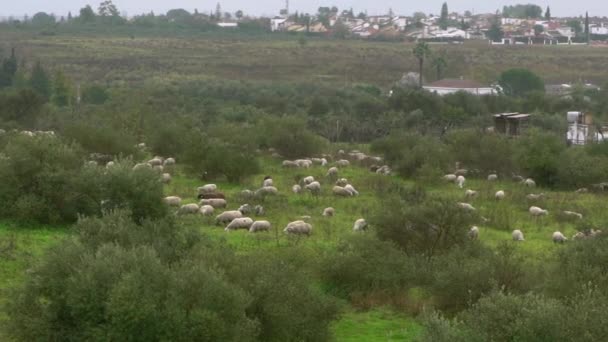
[439,3,449,30]
[51,70,72,107]
[259,116,328,159]
[487,17,504,42]
[29,62,51,100]
[502,4,543,18]
[555,147,608,189]
[445,129,514,173]
[499,68,545,97]
[0,89,45,127]
[514,129,565,187]
[31,12,56,26]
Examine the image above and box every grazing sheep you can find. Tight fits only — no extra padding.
[163,158,176,167]
[327,167,339,178]
[320,158,328,166]
[284,220,313,235]
[152,165,164,173]
[344,184,359,196]
[198,184,218,195]
[179,203,200,215]
[524,178,536,187]
[512,230,525,241]
[292,184,302,194]
[163,196,182,207]
[335,178,348,187]
[198,192,226,200]
[305,181,321,195]
[456,175,466,189]
[303,176,315,185]
[322,207,335,217]
[133,163,151,171]
[249,220,271,233]
[529,206,548,217]
[469,226,479,240]
[225,217,254,231]
[240,189,254,199]
[295,159,313,168]
[512,174,525,182]
[552,231,567,244]
[376,165,392,175]
[254,205,265,216]
[199,198,227,209]
[216,210,243,225]
[238,204,253,215]
[199,205,215,216]
[465,189,478,199]
[353,218,368,232]
[488,174,498,181]
[106,161,115,168]
[255,186,279,197]
[282,160,298,168]
[563,211,583,220]
[575,188,588,194]
[333,185,353,197]
[495,190,506,200]
[457,203,476,211]
[262,177,274,187]
[161,173,171,184]
[443,174,457,182]
[336,159,350,167]
[526,193,545,201]
[148,158,163,167]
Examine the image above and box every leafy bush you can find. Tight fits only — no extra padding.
[514,129,565,187]
[258,116,328,159]
[499,68,545,97]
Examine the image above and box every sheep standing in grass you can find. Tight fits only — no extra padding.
[443,174,457,182]
[292,184,302,194]
[552,231,567,244]
[563,211,583,220]
[465,190,478,199]
[512,230,525,241]
[163,196,182,207]
[327,167,339,178]
[163,158,175,167]
[161,173,171,184]
[282,160,298,168]
[148,158,163,167]
[199,198,227,209]
[469,226,479,240]
[179,203,200,215]
[488,174,498,181]
[335,178,348,187]
[458,203,476,211]
[198,184,217,195]
[336,159,350,167]
[284,221,312,235]
[216,210,243,225]
[456,175,466,189]
[303,176,315,185]
[255,186,278,198]
[529,206,548,217]
[254,205,265,216]
[200,205,215,216]
[249,220,271,233]
[238,204,253,215]
[225,217,254,231]
[333,186,353,197]
[526,193,545,201]
[322,207,335,217]
[133,163,151,171]
[353,219,368,232]
[524,178,536,187]
[495,190,505,200]
[305,181,321,195]
[344,184,359,196]
[262,176,274,188]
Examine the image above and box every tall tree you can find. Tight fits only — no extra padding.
[439,2,449,30]
[51,70,72,107]
[235,10,243,20]
[585,12,590,43]
[432,55,447,80]
[412,42,431,87]
[98,0,119,17]
[215,3,222,20]
[79,5,96,23]
[487,16,504,42]
[0,48,18,88]
[29,62,51,101]
[544,6,551,20]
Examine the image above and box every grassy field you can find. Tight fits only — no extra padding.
[1,152,604,340]
[1,30,608,87]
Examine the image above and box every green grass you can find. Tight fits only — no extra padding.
[331,308,423,341]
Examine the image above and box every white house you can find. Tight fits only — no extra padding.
[270,17,288,32]
[423,79,496,96]
[591,24,608,35]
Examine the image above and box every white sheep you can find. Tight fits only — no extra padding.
[163,196,182,207]
[106,161,115,168]
[199,205,215,216]
[249,220,271,233]
[443,174,457,182]
[488,174,498,181]
[353,218,368,232]
[240,189,254,198]
[292,184,302,194]
[456,175,466,189]
[524,178,536,187]
[575,188,588,194]
[333,185,353,197]
[284,220,312,235]
[262,177,274,187]
[161,173,171,184]
[255,186,278,197]
[336,159,350,167]
[465,189,478,199]
[238,204,253,215]
[457,203,476,211]
[563,211,583,220]
[512,230,525,241]
[526,193,545,201]
[295,159,313,168]
[163,157,176,167]
[320,158,328,166]
[344,184,359,196]
[179,203,200,215]
[153,165,164,173]
[305,181,321,195]
[469,226,479,240]
[282,160,298,168]
[327,167,339,178]
[455,169,468,176]
[199,198,227,209]
[198,184,217,195]
[552,231,567,244]
[216,210,243,225]
[376,165,392,175]
[225,217,254,231]
[303,176,315,185]
[335,178,348,187]
[529,206,548,217]
[133,163,151,171]
[148,158,163,167]
[322,207,335,217]
[254,205,265,216]
[495,190,505,200]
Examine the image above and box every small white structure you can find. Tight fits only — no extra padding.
[424,78,496,96]
[566,111,607,145]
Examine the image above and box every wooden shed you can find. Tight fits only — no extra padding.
[493,113,531,137]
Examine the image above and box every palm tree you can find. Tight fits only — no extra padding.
[432,55,447,81]
[412,42,431,87]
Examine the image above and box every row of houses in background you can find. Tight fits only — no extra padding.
[270,11,608,44]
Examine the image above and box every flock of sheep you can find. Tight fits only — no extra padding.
[444,169,602,244]
[160,149,383,236]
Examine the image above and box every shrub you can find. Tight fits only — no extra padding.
[258,116,328,159]
[514,129,565,187]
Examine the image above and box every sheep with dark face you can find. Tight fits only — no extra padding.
[524,178,536,187]
[238,204,253,215]
[322,207,335,217]
[303,176,315,185]
[262,176,274,187]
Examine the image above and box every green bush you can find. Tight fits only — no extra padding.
[258,116,328,159]
[514,129,565,187]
